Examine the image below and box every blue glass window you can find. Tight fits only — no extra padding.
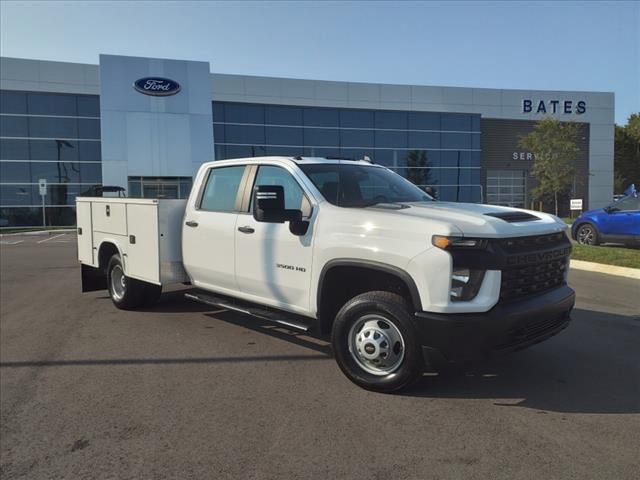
[441,113,472,131]
[340,109,373,128]
[225,124,265,144]
[340,129,373,148]
[304,108,339,127]
[76,96,100,117]
[375,111,407,129]
[0,161,30,182]
[0,139,29,160]
[212,102,225,122]
[78,119,101,139]
[304,128,339,146]
[266,126,302,146]
[408,112,440,130]
[441,133,471,149]
[0,91,27,114]
[375,130,407,148]
[408,131,439,149]
[225,103,264,124]
[27,93,77,116]
[266,105,302,125]
[0,116,28,137]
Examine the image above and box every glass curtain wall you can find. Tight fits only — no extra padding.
[0,90,102,227]
[212,101,481,202]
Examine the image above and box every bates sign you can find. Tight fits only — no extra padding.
[133,77,181,96]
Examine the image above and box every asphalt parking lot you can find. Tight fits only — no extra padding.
[1,233,639,479]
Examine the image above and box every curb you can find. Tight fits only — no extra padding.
[0,229,76,237]
[570,259,640,280]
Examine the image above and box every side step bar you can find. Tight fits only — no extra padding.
[185,290,312,332]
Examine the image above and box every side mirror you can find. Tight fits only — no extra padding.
[253,185,309,236]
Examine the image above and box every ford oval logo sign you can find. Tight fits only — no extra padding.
[133,77,181,96]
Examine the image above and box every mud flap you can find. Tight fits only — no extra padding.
[81,264,107,292]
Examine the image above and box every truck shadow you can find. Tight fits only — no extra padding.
[401,308,640,414]
[206,305,639,415]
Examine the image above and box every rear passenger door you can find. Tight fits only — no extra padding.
[182,165,248,294]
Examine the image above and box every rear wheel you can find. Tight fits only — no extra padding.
[107,254,146,310]
[576,223,600,246]
[331,291,422,393]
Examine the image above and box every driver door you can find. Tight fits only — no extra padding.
[602,196,640,239]
[234,165,315,314]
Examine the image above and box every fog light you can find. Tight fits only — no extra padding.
[450,268,485,301]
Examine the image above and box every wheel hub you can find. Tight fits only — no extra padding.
[348,315,405,376]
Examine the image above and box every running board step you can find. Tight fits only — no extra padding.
[185,290,312,332]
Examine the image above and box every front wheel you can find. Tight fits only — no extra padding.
[331,291,423,393]
[576,223,600,246]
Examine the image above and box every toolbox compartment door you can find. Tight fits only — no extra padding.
[76,201,94,265]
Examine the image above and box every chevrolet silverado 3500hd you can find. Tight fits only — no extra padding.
[77,157,574,392]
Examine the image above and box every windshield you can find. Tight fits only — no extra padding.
[299,163,433,207]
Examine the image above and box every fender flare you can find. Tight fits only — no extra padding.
[316,258,423,313]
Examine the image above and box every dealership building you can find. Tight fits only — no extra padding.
[0,54,614,227]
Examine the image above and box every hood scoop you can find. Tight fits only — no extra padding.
[484,211,540,223]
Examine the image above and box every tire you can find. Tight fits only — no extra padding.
[576,223,600,246]
[331,291,423,393]
[106,254,145,310]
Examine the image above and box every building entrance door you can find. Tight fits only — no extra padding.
[486,170,527,208]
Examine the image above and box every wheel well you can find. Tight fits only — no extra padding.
[98,242,119,271]
[317,263,419,335]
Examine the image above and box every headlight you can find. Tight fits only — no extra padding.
[432,235,488,250]
[450,268,485,302]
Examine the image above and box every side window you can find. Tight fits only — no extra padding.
[200,165,246,212]
[614,196,640,211]
[252,165,311,216]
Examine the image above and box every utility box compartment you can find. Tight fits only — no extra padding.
[76,197,188,285]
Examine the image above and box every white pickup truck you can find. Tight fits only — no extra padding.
[77,156,574,392]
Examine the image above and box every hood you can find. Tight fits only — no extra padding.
[372,201,567,237]
[579,208,604,218]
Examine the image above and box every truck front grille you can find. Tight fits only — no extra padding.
[500,256,568,301]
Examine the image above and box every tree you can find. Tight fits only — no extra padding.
[614,113,640,192]
[518,118,580,216]
[405,150,436,187]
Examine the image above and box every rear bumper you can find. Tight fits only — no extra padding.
[414,285,575,370]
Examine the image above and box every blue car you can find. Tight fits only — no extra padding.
[571,188,640,247]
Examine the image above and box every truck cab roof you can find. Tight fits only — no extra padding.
[200,156,380,169]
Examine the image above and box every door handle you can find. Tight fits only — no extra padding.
[185,220,199,228]
[238,226,255,234]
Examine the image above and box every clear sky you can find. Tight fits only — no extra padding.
[1,0,638,124]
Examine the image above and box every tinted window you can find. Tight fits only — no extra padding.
[80,162,102,183]
[340,109,373,128]
[266,106,302,125]
[225,103,264,124]
[225,124,264,144]
[200,165,245,212]
[408,112,440,130]
[612,196,640,211]
[30,161,81,183]
[441,132,471,149]
[340,129,373,148]
[408,131,439,149]
[304,108,339,127]
[28,117,78,138]
[0,91,27,114]
[213,124,225,143]
[375,130,407,148]
[0,161,30,182]
[76,96,100,117]
[0,139,29,160]
[212,102,225,122]
[30,140,78,161]
[441,114,471,131]
[375,111,407,130]
[0,115,28,137]
[78,141,101,161]
[265,126,302,146]
[304,128,339,146]
[252,165,306,212]
[0,184,35,205]
[27,93,77,116]
[78,119,101,139]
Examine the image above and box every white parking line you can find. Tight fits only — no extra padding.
[37,233,67,244]
[0,240,24,245]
